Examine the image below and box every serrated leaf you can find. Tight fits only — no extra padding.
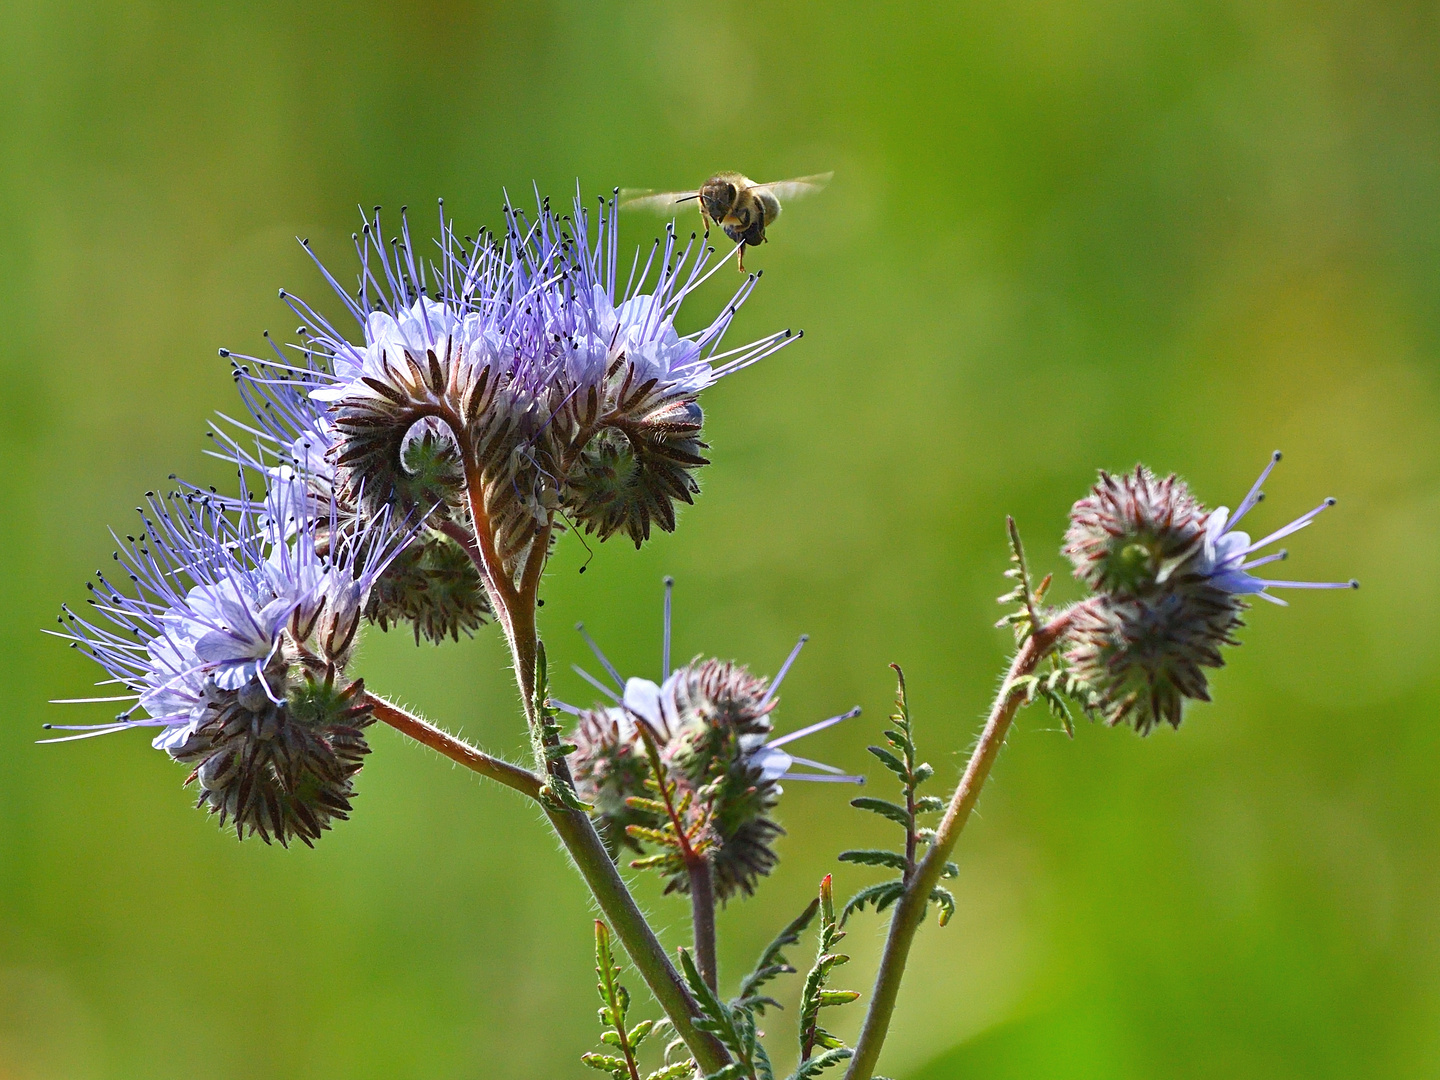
[646,1063,697,1080]
[912,762,934,784]
[837,848,908,872]
[849,796,910,827]
[866,745,908,778]
[839,880,906,924]
[784,1047,852,1080]
[914,796,945,813]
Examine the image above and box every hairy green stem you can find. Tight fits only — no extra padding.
[366,694,542,799]
[844,611,1074,1080]
[689,858,718,992]
[548,806,730,1072]
[495,533,732,1073]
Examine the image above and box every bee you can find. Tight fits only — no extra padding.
[620,171,832,271]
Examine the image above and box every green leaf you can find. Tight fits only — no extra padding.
[866,745,908,779]
[930,886,956,927]
[839,880,906,924]
[783,1047,852,1080]
[848,796,910,827]
[796,876,857,1065]
[582,1053,631,1075]
[645,1063,697,1080]
[914,795,946,813]
[837,848,908,872]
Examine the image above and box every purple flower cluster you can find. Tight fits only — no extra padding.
[53,189,797,842]
[561,579,861,898]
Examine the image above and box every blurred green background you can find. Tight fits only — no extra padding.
[1,1,1436,1077]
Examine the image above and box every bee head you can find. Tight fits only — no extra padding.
[699,179,737,224]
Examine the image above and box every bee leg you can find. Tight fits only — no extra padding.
[737,243,747,273]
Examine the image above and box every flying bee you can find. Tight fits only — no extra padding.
[620,171,832,271]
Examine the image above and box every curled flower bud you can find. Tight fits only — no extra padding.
[564,401,709,547]
[363,532,491,644]
[1063,466,1208,595]
[172,670,373,847]
[557,579,861,900]
[1062,455,1356,733]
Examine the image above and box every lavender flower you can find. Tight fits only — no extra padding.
[560,578,861,897]
[227,196,795,571]
[1196,451,1359,604]
[50,468,405,845]
[1062,455,1356,734]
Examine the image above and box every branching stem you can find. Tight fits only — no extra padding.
[843,608,1077,1080]
[366,693,542,800]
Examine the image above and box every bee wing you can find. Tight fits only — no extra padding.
[751,171,833,204]
[618,188,702,214]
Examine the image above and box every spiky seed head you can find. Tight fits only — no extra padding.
[171,668,374,847]
[1065,591,1244,734]
[1062,464,1246,733]
[1064,466,1209,595]
[569,708,662,856]
[363,533,491,644]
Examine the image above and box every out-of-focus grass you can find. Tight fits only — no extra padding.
[0,1,1436,1077]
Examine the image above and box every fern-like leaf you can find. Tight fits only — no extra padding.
[784,1047,853,1080]
[532,641,592,812]
[840,666,952,927]
[837,849,909,872]
[587,920,643,1080]
[838,880,906,924]
[680,949,773,1080]
[796,876,859,1067]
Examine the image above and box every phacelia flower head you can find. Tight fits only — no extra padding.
[50,468,405,846]
[236,194,795,591]
[558,578,861,899]
[1063,454,1356,734]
